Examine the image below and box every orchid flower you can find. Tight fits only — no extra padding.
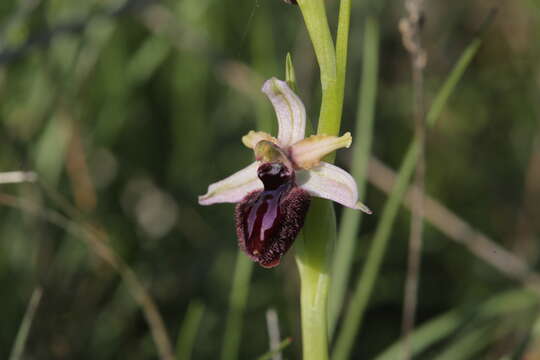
[199,77,370,268]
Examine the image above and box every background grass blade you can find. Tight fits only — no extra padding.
[332,35,483,360]
[9,288,42,360]
[425,39,481,127]
[432,324,493,360]
[256,338,293,360]
[335,0,352,114]
[176,300,205,360]
[329,15,380,338]
[220,253,254,360]
[332,141,420,360]
[374,289,538,360]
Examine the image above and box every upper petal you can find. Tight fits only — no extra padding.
[261,78,306,147]
[199,162,263,205]
[296,162,372,213]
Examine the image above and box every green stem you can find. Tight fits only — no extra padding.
[295,199,336,360]
[293,1,351,359]
[296,0,340,137]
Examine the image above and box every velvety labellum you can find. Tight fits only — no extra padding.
[235,162,310,268]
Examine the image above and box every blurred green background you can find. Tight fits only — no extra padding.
[1,0,540,359]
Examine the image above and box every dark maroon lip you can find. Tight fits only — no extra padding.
[244,181,292,257]
[234,161,310,268]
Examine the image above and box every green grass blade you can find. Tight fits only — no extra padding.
[432,324,492,360]
[256,338,293,360]
[374,289,538,360]
[332,142,420,360]
[176,301,205,360]
[433,316,534,360]
[375,309,463,360]
[335,0,352,115]
[332,36,483,360]
[220,252,254,360]
[329,16,380,338]
[126,36,171,86]
[9,288,43,360]
[509,314,540,360]
[426,39,481,127]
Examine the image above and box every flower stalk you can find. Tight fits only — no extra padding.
[294,1,353,359]
[295,199,335,360]
[296,0,340,137]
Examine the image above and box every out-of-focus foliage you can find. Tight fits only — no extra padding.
[1,0,540,359]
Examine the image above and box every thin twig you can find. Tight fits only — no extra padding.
[65,121,97,212]
[513,135,540,262]
[399,1,427,359]
[266,309,283,360]
[0,193,176,360]
[368,157,540,295]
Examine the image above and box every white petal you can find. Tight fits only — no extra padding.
[296,162,372,213]
[261,77,306,147]
[199,162,262,205]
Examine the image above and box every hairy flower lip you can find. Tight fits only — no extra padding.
[235,185,310,268]
[236,161,308,268]
[199,77,371,266]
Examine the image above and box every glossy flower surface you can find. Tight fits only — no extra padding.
[199,78,370,267]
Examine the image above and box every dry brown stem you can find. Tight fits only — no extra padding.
[368,157,540,295]
[399,1,427,358]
